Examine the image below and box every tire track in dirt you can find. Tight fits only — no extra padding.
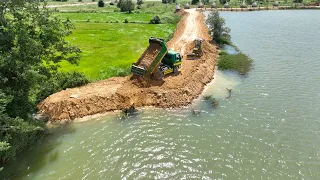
[38,10,218,121]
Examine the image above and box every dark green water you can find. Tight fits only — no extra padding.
[1,10,320,179]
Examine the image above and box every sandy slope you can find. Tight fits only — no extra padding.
[37,9,218,121]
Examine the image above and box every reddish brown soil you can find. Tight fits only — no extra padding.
[136,43,161,68]
[37,9,218,121]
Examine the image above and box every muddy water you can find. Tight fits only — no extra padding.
[2,10,320,179]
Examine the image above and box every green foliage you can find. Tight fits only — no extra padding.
[150,15,161,24]
[293,0,303,3]
[124,18,129,23]
[0,91,44,163]
[218,53,253,75]
[98,0,105,7]
[203,0,210,4]
[137,0,143,5]
[36,72,90,103]
[162,0,176,3]
[206,11,230,44]
[219,0,228,4]
[0,0,82,164]
[0,0,81,118]
[99,66,131,79]
[192,0,200,4]
[117,0,135,13]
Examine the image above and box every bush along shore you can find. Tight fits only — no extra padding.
[206,10,253,76]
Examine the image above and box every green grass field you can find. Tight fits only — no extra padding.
[54,2,180,80]
[58,13,154,23]
[59,21,176,80]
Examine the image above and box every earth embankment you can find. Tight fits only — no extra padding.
[37,9,218,121]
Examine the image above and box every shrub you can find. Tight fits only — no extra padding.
[162,0,175,3]
[36,72,90,103]
[149,15,161,24]
[137,0,143,5]
[117,0,135,13]
[124,19,129,23]
[191,0,199,5]
[0,90,44,163]
[110,1,114,5]
[98,0,105,7]
[217,53,253,75]
[219,0,227,5]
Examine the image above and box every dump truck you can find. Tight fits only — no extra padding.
[131,37,182,80]
[187,38,203,60]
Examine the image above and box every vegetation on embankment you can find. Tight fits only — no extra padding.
[206,10,252,75]
[54,1,182,80]
[217,51,253,75]
[0,0,90,165]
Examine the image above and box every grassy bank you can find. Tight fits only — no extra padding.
[54,2,180,80]
[217,51,253,75]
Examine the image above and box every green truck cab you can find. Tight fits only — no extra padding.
[160,50,182,75]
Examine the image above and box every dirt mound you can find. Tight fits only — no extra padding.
[136,43,161,67]
[37,10,218,121]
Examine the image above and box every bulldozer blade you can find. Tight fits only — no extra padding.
[186,54,201,60]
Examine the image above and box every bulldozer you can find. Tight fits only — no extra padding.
[187,38,203,60]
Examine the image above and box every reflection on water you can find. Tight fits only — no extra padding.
[2,10,320,179]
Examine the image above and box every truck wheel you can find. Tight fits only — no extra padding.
[173,66,178,75]
[157,68,163,80]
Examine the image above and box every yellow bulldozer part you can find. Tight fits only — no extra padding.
[187,38,204,60]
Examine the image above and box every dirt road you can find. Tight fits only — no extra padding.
[38,9,218,121]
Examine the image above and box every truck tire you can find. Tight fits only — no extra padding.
[158,70,163,80]
[173,66,179,75]
[154,68,163,80]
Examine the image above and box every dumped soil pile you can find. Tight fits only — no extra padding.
[136,43,161,67]
[38,9,218,121]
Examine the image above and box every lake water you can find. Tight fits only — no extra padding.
[2,10,320,179]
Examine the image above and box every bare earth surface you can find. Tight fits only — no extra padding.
[38,9,218,121]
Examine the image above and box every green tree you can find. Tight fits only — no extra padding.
[0,0,81,163]
[98,0,105,7]
[149,16,161,24]
[137,0,143,5]
[206,10,230,44]
[0,90,44,163]
[0,0,81,118]
[191,0,200,5]
[219,0,228,5]
[117,0,135,13]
